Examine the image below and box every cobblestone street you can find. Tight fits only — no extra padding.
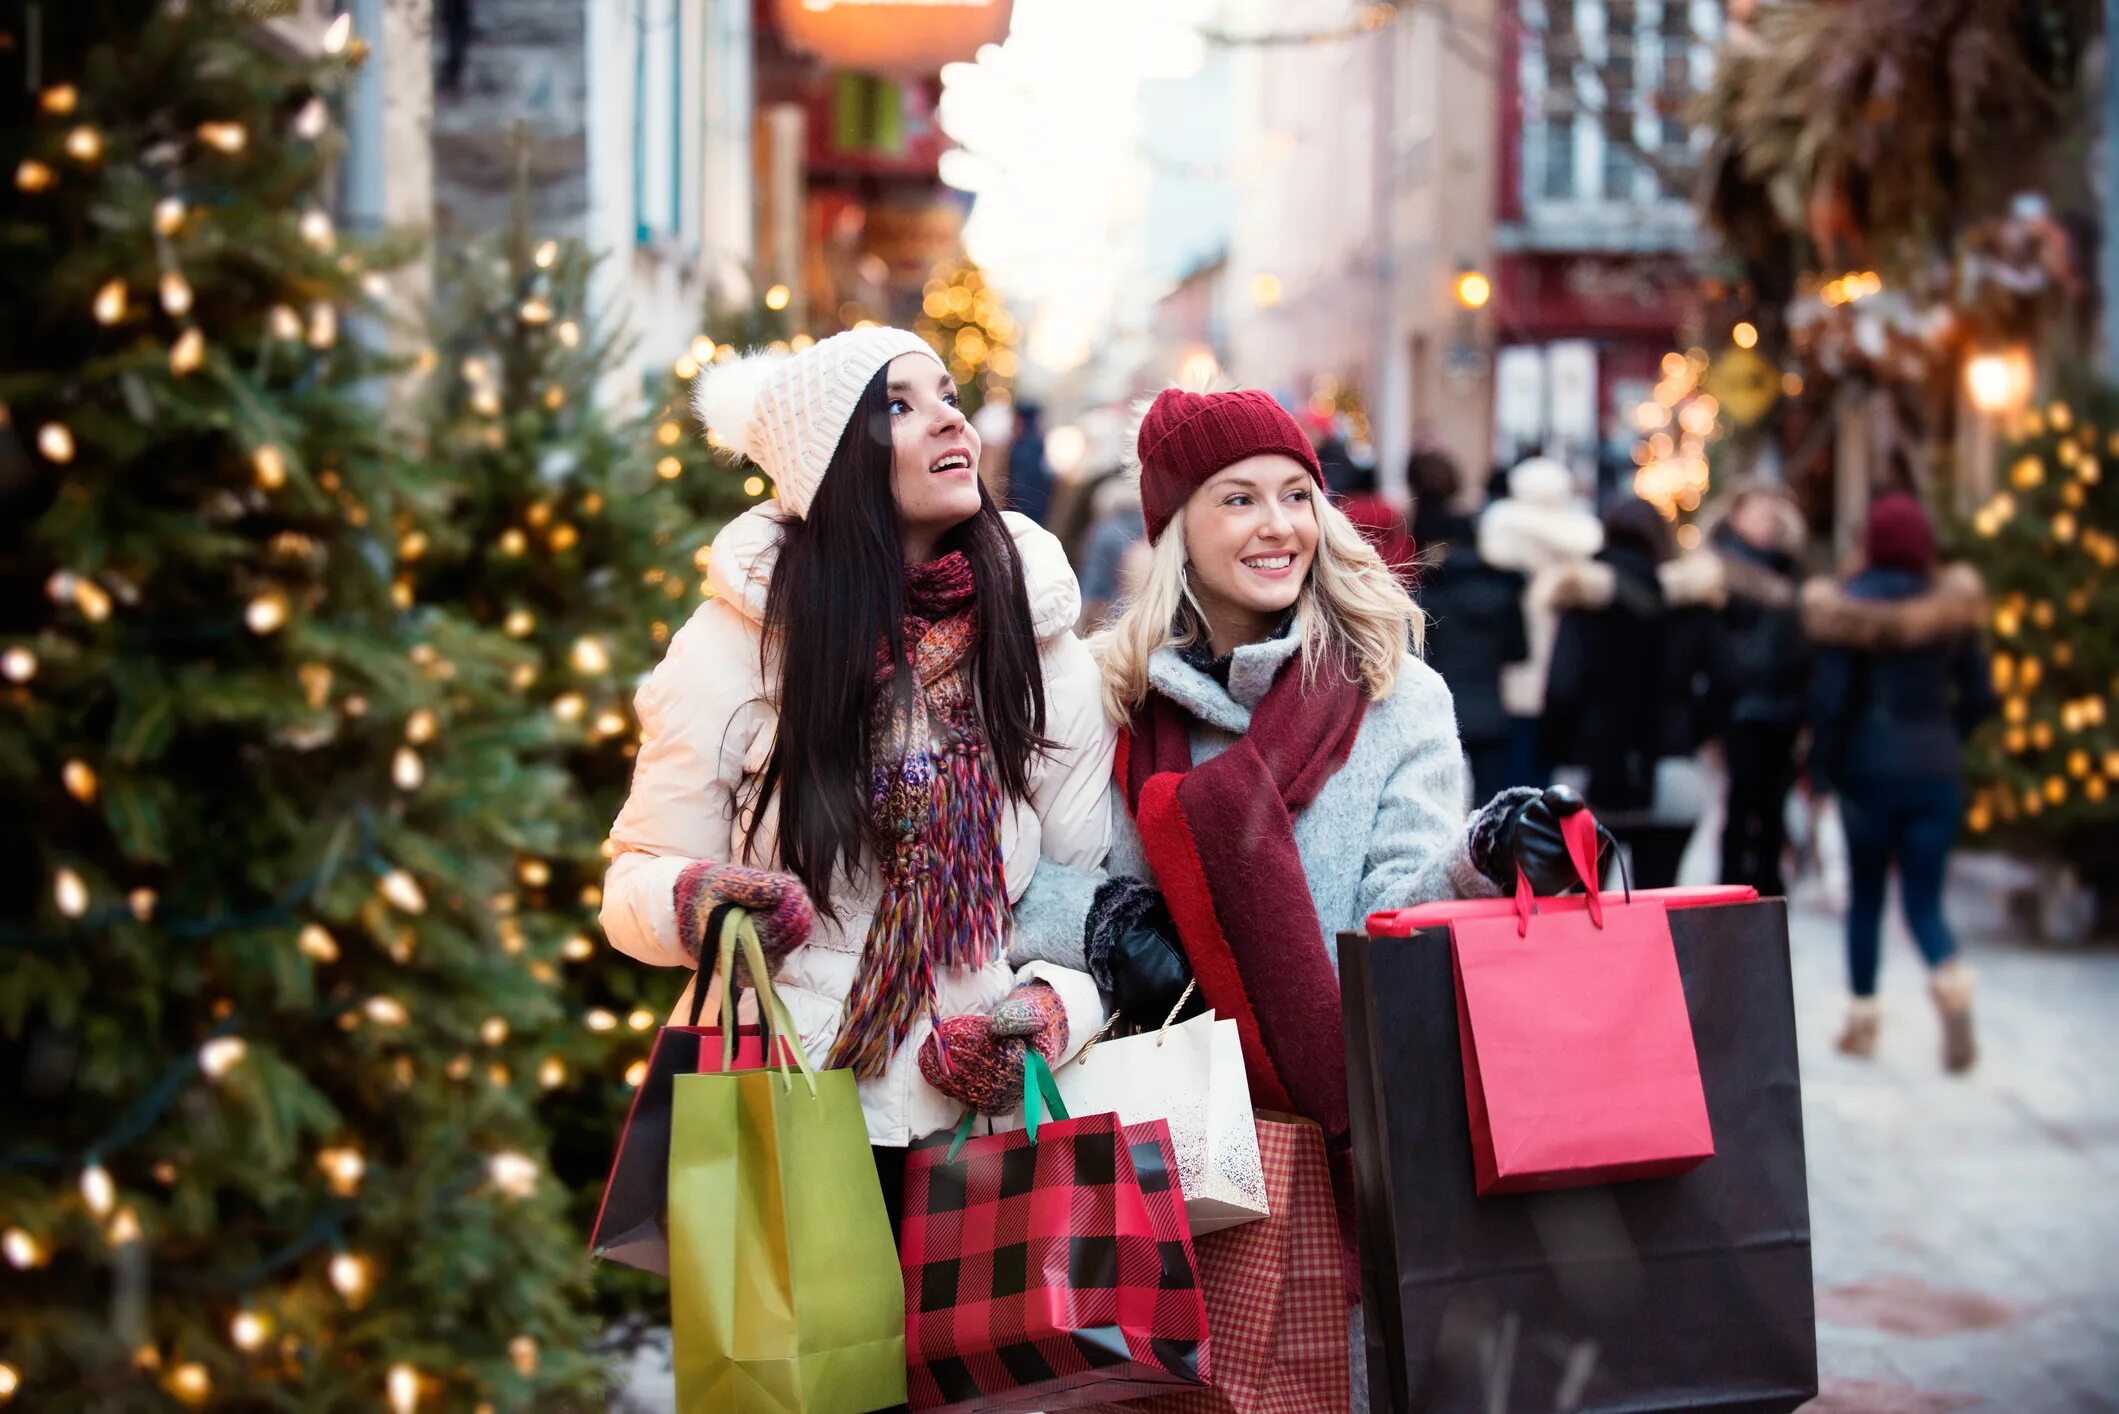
[1791,855,2119,1412]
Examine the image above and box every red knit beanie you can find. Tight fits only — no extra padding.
[1864,491,1937,572]
[1136,388,1323,543]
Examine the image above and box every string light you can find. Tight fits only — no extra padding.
[519,297,553,325]
[510,1335,540,1375]
[657,420,684,446]
[673,355,700,381]
[625,1058,650,1087]
[38,423,75,463]
[378,869,427,914]
[245,589,289,634]
[253,445,287,489]
[198,1036,248,1079]
[329,1251,371,1302]
[563,934,595,961]
[64,126,103,162]
[3,1229,43,1269]
[765,284,792,311]
[0,1363,16,1402]
[488,1151,539,1198]
[570,637,610,674]
[317,1145,365,1195]
[5,646,40,683]
[165,1363,212,1406]
[299,923,340,962]
[170,328,206,376]
[551,693,586,723]
[294,97,329,140]
[93,278,128,324]
[364,996,409,1026]
[230,1310,270,1351]
[129,888,157,922]
[387,1363,419,1414]
[542,384,565,410]
[392,747,424,791]
[592,708,628,739]
[107,1206,142,1245]
[307,302,338,348]
[55,867,90,918]
[586,1009,618,1032]
[534,240,559,269]
[556,320,581,349]
[17,160,57,192]
[268,304,302,340]
[657,455,683,479]
[298,209,335,251]
[42,84,79,114]
[160,270,195,316]
[744,476,766,497]
[80,1162,115,1217]
[446,1053,474,1081]
[481,1016,510,1046]
[693,335,717,363]
[73,579,111,622]
[538,1056,567,1089]
[323,12,354,52]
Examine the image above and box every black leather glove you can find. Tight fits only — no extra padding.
[1470,784,1613,895]
[1083,878,1208,1028]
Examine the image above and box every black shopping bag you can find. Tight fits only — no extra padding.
[1341,887,1817,1414]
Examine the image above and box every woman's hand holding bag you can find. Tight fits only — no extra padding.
[917,982,1070,1115]
[1469,783,1616,894]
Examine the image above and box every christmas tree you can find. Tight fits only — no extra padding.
[1955,388,2119,898]
[0,4,602,1405]
[916,258,1018,421]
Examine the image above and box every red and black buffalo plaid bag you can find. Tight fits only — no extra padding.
[901,1053,1212,1413]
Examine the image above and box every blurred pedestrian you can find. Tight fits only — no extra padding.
[1337,457,1418,585]
[1709,484,1811,896]
[1305,405,1361,495]
[1409,453,1526,804]
[1804,492,1996,1072]
[1006,399,1054,527]
[1541,497,1728,889]
[1076,472,1147,632]
[1477,455,1605,789]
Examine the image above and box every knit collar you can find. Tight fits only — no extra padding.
[904,551,976,620]
[1150,617,1304,734]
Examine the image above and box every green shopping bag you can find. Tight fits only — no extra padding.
[668,911,907,1413]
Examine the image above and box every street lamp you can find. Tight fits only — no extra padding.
[1453,268,1491,310]
[1965,347,2033,415]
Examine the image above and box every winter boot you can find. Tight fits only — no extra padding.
[1929,960,1978,1074]
[1835,997,1881,1058]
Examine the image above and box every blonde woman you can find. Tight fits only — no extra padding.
[1009,387,1594,1244]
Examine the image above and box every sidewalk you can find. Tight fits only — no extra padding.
[1792,855,2119,1412]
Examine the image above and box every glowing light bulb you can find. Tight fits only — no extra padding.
[3,1228,43,1269]
[387,1363,419,1413]
[244,589,289,634]
[159,269,194,316]
[294,97,329,140]
[298,209,335,251]
[198,1036,247,1079]
[0,1362,17,1401]
[587,1008,618,1032]
[626,1058,650,1087]
[693,335,717,363]
[307,302,338,349]
[16,159,56,192]
[165,1362,212,1405]
[38,423,75,463]
[488,1151,539,1198]
[538,1056,567,1089]
[744,475,766,497]
[298,923,340,962]
[764,284,792,311]
[42,84,79,114]
[657,455,683,479]
[253,444,287,489]
[62,760,98,803]
[563,934,595,961]
[80,1162,115,1216]
[534,240,558,269]
[323,12,354,52]
[364,996,409,1026]
[551,692,586,723]
[93,278,128,324]
[628,1008,656,1032]
[481,1016,510,1046]
[107,1206,142,1244]
[519,297,552,325]
[673,355,700,380]
[570,637,611,675]
[64,125,103,162]
[329,1251,370,1301]
[317,1145,365,1195]
[556,320,581,349]
[230,1310,269,1351]
[169,328,206,376]
[73,579,111,622]
[128,889,156,921]
[378,869,427,914]
[391,747,424,791]
[269,304,302,340]
[55,867,90,918]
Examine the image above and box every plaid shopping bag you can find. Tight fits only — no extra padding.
[901,1055,1211,1414]
[1087,1115,1349,1414]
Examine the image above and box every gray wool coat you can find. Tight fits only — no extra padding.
[1008,631,1497,975]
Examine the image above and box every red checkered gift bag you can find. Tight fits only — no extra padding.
[1089,1115,1349,1414]
[901,1053,1212,1413]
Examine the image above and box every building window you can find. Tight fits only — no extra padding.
[1543,117,1577,200]
[1524,0,1715,210]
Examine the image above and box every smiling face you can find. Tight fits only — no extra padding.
[885,352,982,561]
[1179,453,1320,647]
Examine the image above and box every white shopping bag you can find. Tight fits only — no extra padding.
[1054,1007,1269,1236]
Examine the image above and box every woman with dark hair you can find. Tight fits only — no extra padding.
[1541,496,1728,888]
[598,328,1111,1218]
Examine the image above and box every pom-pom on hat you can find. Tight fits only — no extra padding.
[692,325,938,518]
[1134,387,1322,543]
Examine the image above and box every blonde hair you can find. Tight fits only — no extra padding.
[1094,490,1425,723]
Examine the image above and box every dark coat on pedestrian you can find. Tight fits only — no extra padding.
[1541,540,1728,814]
[1712,522,1810,727]
[1412,510,1526,747]
[1805,565,1997,792]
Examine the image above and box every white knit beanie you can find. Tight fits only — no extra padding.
[691,326,940,518]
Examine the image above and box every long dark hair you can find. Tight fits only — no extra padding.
[744,366,1050,916]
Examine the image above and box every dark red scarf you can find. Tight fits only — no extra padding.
[1119,650,1368,1139]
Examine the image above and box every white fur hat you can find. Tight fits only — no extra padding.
[691,325,939,518]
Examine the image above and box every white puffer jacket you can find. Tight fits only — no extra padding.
[599,505,1114,1146]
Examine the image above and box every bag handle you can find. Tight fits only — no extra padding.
[687,903,741,1027]
[946,1050,1070,1162]
[1511,806,1630,936]
[1071,976,1199,1068]
[697,904,817,1096]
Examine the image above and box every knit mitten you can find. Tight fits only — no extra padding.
[986,981,1069,1063]
[918,1018,1030,1116]
[673,862,813,985]
[1466,786,1543,888]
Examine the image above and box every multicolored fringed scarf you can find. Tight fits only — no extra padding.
[825,553,1010,1079]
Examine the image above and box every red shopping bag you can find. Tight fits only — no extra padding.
[901,1054,1211,1413]
[1383,810,1714,1196]
[1094,1115,1349,1414]
[589,905,799,1274]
